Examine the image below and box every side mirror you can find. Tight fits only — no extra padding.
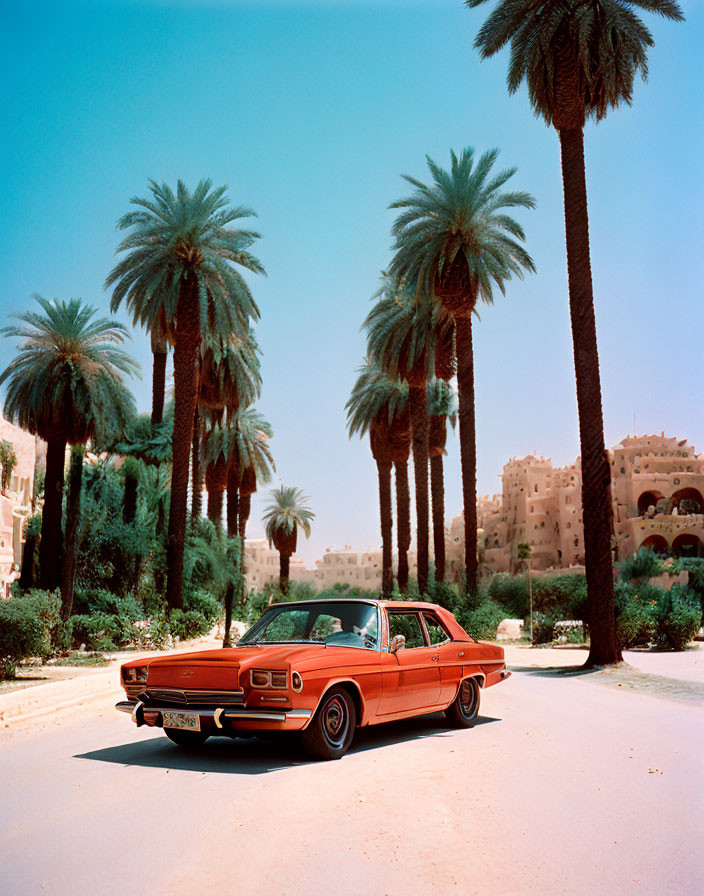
[390,634,406,654]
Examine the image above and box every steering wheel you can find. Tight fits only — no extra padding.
[363,634,377,649]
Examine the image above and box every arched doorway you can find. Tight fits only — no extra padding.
[640,534,669,554]
[637,490,665,515]
[668,488,704,515]
[672,533,703,558]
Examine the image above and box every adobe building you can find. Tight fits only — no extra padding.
[447,433,704,578]
[0,415,37,596]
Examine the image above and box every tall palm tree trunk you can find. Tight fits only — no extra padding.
[166,279,200,611]
[430,454,446,582]
[207,481,225,529]
[151,347,167,426]
[238,495,251,539]
[60,445,84,620]
[455,316,478,598]
[376,459,393,597]
[394,460,411,592]
[408,382,429,594]
[39,435,67,590]
[227,467,239,536]
[559,127,620,667]
[191,409,202,522]
[279,552,291,595]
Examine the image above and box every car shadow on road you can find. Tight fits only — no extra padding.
[73,713,501,775]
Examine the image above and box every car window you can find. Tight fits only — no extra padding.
[423,613,450,645]
[388,612,426,649]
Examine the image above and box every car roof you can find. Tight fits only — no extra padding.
[267,598,444,611]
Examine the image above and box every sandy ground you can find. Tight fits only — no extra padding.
[1,641,702,895]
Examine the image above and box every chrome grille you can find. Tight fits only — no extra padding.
[145,687,245,707]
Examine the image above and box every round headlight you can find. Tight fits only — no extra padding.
[291,671,303,693]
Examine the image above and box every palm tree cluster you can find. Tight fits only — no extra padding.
[349,148,535,600]
[1,179,294,642]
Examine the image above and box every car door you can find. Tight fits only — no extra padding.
[421,610,464,704]
[378,610,442,715]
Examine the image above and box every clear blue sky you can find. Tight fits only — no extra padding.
[1,0,702,563]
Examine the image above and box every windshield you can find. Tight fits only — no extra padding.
[239,601,380,650]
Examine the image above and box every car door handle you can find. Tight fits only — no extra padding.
[458,651,465,658]
[431,654,440,662]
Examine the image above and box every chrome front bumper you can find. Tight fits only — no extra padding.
[116,701,312,729]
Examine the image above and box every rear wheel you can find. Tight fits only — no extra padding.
[164,728,210,748]
[445,677,480,728]
[301,687,356,760]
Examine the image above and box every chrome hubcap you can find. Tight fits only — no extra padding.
[323,696,347,746]
[460,680,478,718]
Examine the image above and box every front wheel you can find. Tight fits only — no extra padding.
[300,687,356,760]
[164,728,210,748]
[445,677,481,728]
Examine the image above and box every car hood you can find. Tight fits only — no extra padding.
[145,644,378,689]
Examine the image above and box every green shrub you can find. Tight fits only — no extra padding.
[458,601,506,641]
[184,589,221,624]
[618,548,664,582]
[488,574,530,617]
[654,585,701,650]
[54,619,74,653]
[70,613,122,651]
[0,591,61,678]
[168,610,211,641]
[614,582,657,649]
[530,612,557,645]
[427,580,459,611]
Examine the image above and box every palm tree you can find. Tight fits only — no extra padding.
[263,486,314,595]
[364,279,452,594]
[388,148,535,597]
[0,297,137,614]
[150,321,168,425]
[106,178,265,610]
[346,358,409,597]
[195,327,261,521]
[227,407,274,539]
[202,422,230,530]
[427,378,457,583]
[223,407,274,644]
[466,1,683,665]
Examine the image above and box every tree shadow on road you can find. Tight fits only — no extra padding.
[73,713,501,775]
[509,665,600,678]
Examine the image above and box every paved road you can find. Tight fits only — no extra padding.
[1,665,702,896]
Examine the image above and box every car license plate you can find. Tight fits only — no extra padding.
[162,710,201,732]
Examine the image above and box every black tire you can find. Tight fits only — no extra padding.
[444,677,481,728]
[300,687,356,760]
[164,728,210,748]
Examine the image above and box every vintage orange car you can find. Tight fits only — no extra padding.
[117,598,510,759]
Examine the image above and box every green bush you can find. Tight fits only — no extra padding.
[618,547,664,582]
[487,574,529,617]
[530,612,557,645]
[427,580,459,611]
[614,582,657,649]
[168,610,211,641]
[654,585,701,650]
[70,613,123,651]
[458,600,506,641]
[183,589,221,624]
[0,591,61,679]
